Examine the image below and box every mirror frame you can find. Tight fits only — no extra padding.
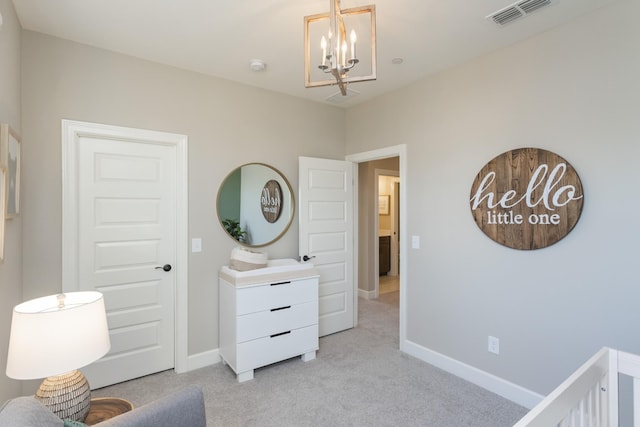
[216,162,295,248]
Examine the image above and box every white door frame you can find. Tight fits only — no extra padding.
[346,144,407,350]
[61,119,189,374]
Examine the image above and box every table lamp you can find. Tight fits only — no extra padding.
[6,291,111,422]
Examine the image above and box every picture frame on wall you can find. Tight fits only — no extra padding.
[0,124,20,218]
[378,195,390,215]
[0,166,6,262]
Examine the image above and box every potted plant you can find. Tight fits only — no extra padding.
[222,218,247,243]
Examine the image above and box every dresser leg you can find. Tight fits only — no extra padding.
[237,370,254,382]
[301,351,316,362]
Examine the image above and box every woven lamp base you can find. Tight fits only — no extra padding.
[35,370,92,422]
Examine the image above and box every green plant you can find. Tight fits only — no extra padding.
[222,218,247,243]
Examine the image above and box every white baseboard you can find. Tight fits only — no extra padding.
[185,348,221,372]
[403,339,543,409]
[358,288,377,300]
[183,341,542,409]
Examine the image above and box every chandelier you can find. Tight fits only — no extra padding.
[304,0,377,96]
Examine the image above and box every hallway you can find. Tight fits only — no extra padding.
[379,274,399,295]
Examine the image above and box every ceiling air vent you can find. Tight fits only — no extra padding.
[488,0,554,26]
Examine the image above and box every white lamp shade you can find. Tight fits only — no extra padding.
[6,291,111,380]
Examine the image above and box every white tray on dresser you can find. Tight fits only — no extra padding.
[219,259,319,382]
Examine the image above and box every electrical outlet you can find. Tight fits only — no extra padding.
[488,336,500,355]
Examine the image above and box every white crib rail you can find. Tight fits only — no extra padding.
[514,347,618,427]
[618,350,640,427]
[557,373,610,427]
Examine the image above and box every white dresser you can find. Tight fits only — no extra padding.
[219,259,319,382]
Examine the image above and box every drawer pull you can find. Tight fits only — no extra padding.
[270,331,291,338]
[270,305,291,312]
[270,281,291,286]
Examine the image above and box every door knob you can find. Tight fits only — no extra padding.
[155,264,172,272]
[302,255,315,262]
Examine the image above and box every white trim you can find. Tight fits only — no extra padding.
[174,132,189,374]
[404,339,544,409]
[62,123,80,290]
[61,119,189,375]
[187,349,222,372]
[347,144,407,163]
[358,288,376,300]
[351,162,359,327]
[346,144,408,349]
[373,169,381,299]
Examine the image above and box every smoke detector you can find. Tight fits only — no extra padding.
[249,59,266,72]
[487,0,556,26]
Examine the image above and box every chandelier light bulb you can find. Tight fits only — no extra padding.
[350,30,357,60]
[321,36,327,66]
[341,40,347,67]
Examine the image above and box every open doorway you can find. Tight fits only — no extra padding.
[353,157,400,301]
[346,144,407,349]
[376,169,400,299]
[361,166,401,359]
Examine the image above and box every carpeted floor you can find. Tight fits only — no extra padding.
[93,292,528,426]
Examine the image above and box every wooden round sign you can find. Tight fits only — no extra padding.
[469,148,584,250]
[261,180,283,223]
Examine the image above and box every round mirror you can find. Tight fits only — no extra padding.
[217,163,295,247]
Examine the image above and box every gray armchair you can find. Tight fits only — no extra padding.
[0,385,206,427]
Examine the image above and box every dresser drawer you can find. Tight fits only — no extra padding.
[236,278,317,315]
[236,325,318,373]
[237,301,318,342]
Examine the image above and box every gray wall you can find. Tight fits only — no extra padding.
[0,0,22,402]
[346,0,640,395]
[19,31,345,379]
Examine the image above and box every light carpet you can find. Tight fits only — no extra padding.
[93,292,528,426]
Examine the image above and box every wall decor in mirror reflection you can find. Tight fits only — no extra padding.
[261,180,283,223]
[217,163,295,247]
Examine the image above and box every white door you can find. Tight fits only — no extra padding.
[62,121,186,388]
[391,178,400,277]
[299,157,354,337]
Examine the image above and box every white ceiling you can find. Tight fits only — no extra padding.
[11,0,621,108]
